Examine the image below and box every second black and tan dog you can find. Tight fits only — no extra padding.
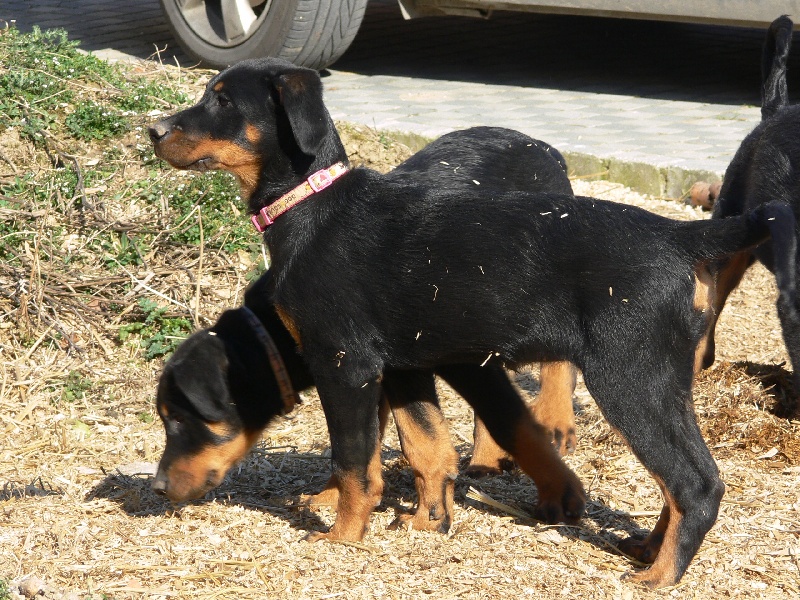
[150,58,797,587]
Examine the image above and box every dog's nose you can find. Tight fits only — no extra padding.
[148,121,171,143]
[151,472,168,495]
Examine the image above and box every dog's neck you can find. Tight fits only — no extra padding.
[247,126,349,213]
[250,162,349,231]
[238,305,299,413]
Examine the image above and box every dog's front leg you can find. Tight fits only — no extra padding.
[382,370,459,533]
[307,375,385,542]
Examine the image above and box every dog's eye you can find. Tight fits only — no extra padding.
[166,416,183,434]
[217,95,231,108]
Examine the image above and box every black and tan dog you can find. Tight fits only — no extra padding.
[150,58,796,587]
[701,15,800,389]
[152,126,580,533]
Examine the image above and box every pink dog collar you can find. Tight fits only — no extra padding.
[251,162,349,232]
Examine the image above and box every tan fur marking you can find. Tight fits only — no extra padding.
[693,266,715,372]
[301,475,340,506]
[309,441,384,542]
[390,401,458,531]
[213,82,225,92]
[275,305,302,350]
[245,123,261,145]
[154,133,262,198]
[511,411,585,522]
[533,361,578,455]
[303,399,391,508]
[713,252,752,313]
[164,428,261,502]
[699,251,752,369]
[467,417,510,475]
[630,483,682,587]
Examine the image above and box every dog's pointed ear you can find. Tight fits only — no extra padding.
[273,69,330,156]
[169,334,231,422]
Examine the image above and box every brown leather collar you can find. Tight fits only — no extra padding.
[239,305,299,415]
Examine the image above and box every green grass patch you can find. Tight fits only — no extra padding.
[119,298,193,360]
[0,24,259,352]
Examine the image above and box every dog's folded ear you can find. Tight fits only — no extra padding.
[170,334,232,422]
[274,69,330,156]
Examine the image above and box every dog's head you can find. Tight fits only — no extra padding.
[148,58,346,200]
[151,329,263,502]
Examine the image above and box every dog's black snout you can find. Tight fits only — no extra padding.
[148,121,171,143]
[151,473,168,495]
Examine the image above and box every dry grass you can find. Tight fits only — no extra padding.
[1,60,799,600]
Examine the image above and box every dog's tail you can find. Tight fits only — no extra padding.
[684,201,797,301]
[761,15,793,120]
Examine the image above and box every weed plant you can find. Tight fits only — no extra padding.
[0,25,264,410]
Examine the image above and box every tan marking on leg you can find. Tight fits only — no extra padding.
[307,440,383,542]
[512,412,585,523]
[389,402,458,532]
[303,399,390,509]
[301,475,340,506]
[693,266,715,373]
[163,427,261,502]
[619,505,670,565]
[630,483,683,588]
[465,417,512,476]
[274,305,302,350]
[533,361,578,455]
[700,251,751,369]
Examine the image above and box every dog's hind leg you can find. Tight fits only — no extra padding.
[383,370,459,533]
[701,251,753,369]
[464,416,515,476]
[532,361,578,455]
[465,360,578,476]
[437,364,586,524]
[582,357,724,587]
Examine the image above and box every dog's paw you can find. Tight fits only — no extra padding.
[462,456,515,478]
[534,471,586,524]
[298,485,339,508]
[305,530,331,543]
[618,534,660,565]
[388,507,450,534]
[549,426,577,456]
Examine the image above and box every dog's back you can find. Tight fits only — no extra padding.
[389,127,571,196]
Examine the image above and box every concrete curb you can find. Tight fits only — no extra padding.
[378,129,724,201]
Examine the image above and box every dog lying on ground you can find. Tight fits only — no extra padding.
[701,15,800,392]
[152,126,579,534]
[149,58,796,587]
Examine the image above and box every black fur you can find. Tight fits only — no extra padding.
[150,58,794,586]
[152,125,575,528]
[703,15,800,391]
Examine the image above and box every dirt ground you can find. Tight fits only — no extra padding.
[2,101,800,599]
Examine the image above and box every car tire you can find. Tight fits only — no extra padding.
[160,0,367,70]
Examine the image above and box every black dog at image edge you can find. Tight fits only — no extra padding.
[149,58,797,587]
[702,15,800,400]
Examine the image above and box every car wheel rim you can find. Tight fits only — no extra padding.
[177,0,272,48]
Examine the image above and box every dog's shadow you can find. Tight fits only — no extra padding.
[84,446,648,573]
[734,361,798,419]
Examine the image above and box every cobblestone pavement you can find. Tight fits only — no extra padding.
[5,0,800,194]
